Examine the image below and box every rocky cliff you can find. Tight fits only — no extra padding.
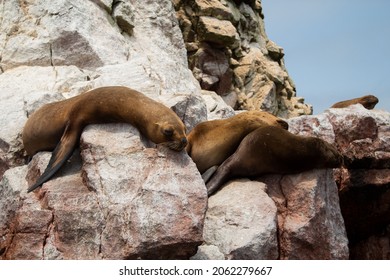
[173,0,312,117]
[0,0,389,260]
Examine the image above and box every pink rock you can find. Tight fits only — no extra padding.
[0,124,207,260]
[261,169,349,259]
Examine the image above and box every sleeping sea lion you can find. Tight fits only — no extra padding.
[206,126,343,196]
[331,95,378,109]
[23,86,187,192]
[186,111,288,174]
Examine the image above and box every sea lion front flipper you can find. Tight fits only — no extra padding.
[27,121,79,193]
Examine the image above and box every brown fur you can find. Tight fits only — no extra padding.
[206,126,343,196]
[331,95,378,109]
[23,86,187,192]
[186,111,288,174]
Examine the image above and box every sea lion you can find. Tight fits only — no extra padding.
[331,95,378,109]
[23,86,188,193]
[206,126,343,196]
[186,111,289,174]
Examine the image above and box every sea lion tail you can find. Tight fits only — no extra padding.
[27,122,79,193]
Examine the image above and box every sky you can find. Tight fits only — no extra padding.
[261,0,390,114]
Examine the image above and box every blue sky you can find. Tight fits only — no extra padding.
[262,0,390,114]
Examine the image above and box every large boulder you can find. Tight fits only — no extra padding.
[262,170,349,260]
[1,124,207,259]
[198,180,278,260]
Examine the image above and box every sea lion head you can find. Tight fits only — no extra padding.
[361,95,379,109]
[245,111,289,130]
[153,121,188,151]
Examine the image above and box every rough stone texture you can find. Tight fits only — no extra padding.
[1,0,389,260]
[190,244,225,260]
[350,229,390,260]
[174,0,312,117]
[1,124,207,260]
[200,90,236,120]
[202,180,279,260]
[0,0,209,260]
[0,0,204,179]
[261,170,349,260]
[197,16,239,47]
[288,105,390,259]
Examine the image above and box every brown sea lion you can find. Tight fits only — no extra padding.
[186,111,289,174]
[206,126,343,196]
[331,95,378,109]
[23,86,188,193]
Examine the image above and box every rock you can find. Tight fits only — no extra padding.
[203,179,279,260]
[0,124,207,260]
[80,124,207,259]
[112,1,135,36]
[200,90,235,120]
[176,0,312,117]
[197,16,239,48]
[190,44,232,95]
[287,113,336,144]
[0,0,207,260]
[266,40,284,61]
[350,229,390,259]
[190,244,225,260]
[191,0,240,24]
[327,105,390,168]
[164,94,208,133]
[288,105,390,259]
[261,169,349,260]
[0,0,202,182]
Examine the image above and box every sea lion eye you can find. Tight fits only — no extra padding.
[163,128,174,137]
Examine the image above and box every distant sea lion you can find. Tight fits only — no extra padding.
[331,95,378,109]
[206,126,343,196]
[186,111,289,174]
[23,86,188,193]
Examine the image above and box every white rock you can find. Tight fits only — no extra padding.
[203,179,278,259]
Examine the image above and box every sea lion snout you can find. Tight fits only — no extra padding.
[176,136,188,151]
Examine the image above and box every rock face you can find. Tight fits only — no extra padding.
[262,170,348,260]
[1,124,207,259]
[0,0,205,181]
[1,0,388,260]
[174,0,312,118]
[201,180,279,260]
[0,0,208,260]
[194,170,349,260]
[194,105,389,260]
[288,105,390,259]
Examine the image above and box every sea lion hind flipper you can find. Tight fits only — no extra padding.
[206,158,235,196]
[201,165,218,184]
[27,122,79,193]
